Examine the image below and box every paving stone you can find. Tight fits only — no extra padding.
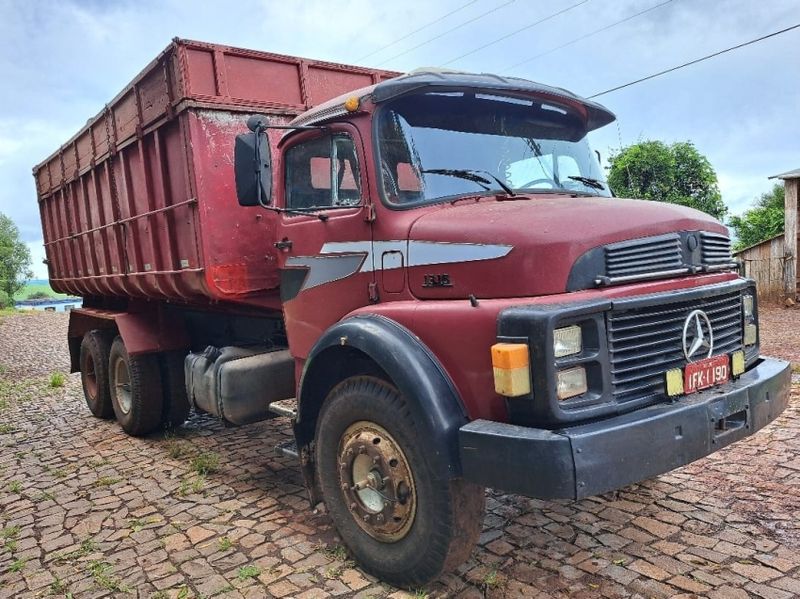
[628,559,670,581]
[730,561,783,583]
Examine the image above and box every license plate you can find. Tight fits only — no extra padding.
[684,354,730,393]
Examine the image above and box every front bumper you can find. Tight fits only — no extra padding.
[459,357,791,499]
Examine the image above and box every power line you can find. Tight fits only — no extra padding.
[588,22,800,99]
[375,0,517,67]
[355,0,482,62]
[506,0,675,72]
[440,0,590,67]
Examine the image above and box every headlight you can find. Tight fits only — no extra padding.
[743,294,754,318]
[554,325,582,358]
[742,293,757,345]
[556,366,587,400]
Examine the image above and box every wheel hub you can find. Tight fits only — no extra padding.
[338,421,416,542]
[113,356,132,415]
[83,353,98,399]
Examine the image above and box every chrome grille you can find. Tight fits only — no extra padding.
[604,233,683,279]
[607,289,743,405]
[700,231,733,266]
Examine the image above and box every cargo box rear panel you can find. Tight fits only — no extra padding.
[33,38,397,307]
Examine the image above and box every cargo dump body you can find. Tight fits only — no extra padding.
[33,39,397,308]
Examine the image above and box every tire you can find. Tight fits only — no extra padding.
[108,336,164,436]
[315,376,485,588]
[79,330,114,419]
[159,351,191,429]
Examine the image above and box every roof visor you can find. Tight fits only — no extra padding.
[371,70,616,132]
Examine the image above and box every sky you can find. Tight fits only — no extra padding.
[1,0,798,279]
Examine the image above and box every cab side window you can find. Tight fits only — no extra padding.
[285,134,361,210]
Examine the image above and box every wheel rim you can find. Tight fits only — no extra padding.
[113,356,132,415]
[338,421,417,543]
[83,353,98,399]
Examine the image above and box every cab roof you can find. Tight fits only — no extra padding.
[288,69,616,131]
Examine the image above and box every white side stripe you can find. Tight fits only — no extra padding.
[288,240,512,292]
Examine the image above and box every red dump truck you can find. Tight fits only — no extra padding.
[33,39,790,586]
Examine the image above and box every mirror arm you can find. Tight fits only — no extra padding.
[260,125,329,131]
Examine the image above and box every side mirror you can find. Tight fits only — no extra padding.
[234,115,272,206]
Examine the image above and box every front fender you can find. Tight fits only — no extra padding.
[296,314,467,481]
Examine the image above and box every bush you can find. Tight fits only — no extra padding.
[49,372,65,388]
[26,291,50,300]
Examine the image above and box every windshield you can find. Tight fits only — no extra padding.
[377,91,611,206]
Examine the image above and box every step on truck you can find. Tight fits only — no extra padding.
[33,39,791,587]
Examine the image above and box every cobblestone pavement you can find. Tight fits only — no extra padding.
[0,307,799,599]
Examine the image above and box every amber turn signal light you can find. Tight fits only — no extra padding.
[491,343,531,397]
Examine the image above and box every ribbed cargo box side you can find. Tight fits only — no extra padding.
[33,38,398,305]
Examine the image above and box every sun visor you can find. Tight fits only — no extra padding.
[371,70,616,132]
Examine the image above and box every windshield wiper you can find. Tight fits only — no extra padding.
[567,175,606,191]
[422,169,491,190]
[422,168,516,196]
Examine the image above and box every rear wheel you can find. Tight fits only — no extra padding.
[159,351,191,429]
[79,330,114,419]
[108,337,163,436]
[315,376,485,588]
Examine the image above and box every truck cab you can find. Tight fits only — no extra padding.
[231,70,790,585]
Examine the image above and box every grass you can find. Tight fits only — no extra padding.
[49,577,68,594]
[49,372,66,388]
[7,480,21,493]
[178,475,206,497]
[56,538,98,563]
[0,377,51,408]
[88,560,130,593]
[0,423,16,434]
[483,569,504,589]
[9,557,26,572]
[165,438,189,459]
[36,490,56,502]
[218,536,233,551]
[190,451,220,475]
[236,565,261,581]
[13,281,68,301]
[1,525,20,553]
[320,544,349,562]
[94,476,121,487]
[175,585,191,599]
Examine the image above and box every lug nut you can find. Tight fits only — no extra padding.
[350,502,357,510]
[362,514,370,522]
[358,446,366,455]
[376,514,384,523]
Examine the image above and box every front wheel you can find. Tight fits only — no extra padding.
[315,376,485,588]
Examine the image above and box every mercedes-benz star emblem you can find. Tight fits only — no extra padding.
[682,309,714,361]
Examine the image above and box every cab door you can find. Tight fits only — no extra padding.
[275,124,374,358]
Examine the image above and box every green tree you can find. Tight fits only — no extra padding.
[0,214,33,305]
[607,140,727,220]
[728,183,784,251]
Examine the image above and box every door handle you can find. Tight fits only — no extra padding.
[274,238,293,251]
